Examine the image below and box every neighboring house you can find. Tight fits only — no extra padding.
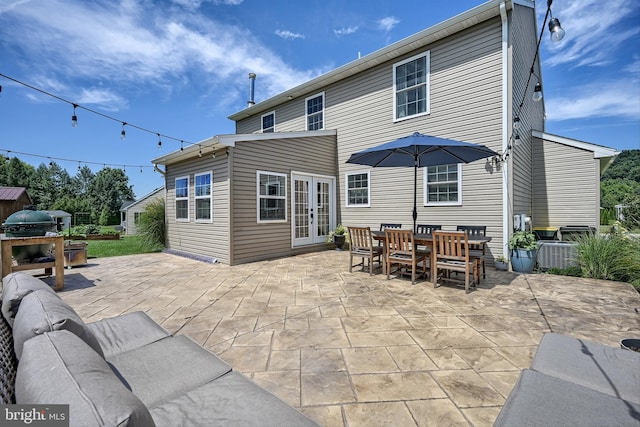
[120,187,165,235]
[153,0,618,266]
[43,210,72,232]
[0,187,32,225]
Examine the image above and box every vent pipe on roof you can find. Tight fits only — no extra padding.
[247,73,256,107]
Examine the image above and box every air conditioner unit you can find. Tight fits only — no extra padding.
[536,241,578,271]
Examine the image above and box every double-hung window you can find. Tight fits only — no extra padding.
[257,171,287,222]
[195,172,212,221]
[394,51,430,120]
[424,164,462,205]
[262,111,275,133]
[306,92,324,130]
[175,176,189,221]
[346,171,370,207]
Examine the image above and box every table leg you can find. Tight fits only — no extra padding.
[53,237,64,291]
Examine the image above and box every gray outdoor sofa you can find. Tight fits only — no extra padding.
[0,272,318,427]
[494,332,640,426]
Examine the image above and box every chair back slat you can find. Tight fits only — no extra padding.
[385,229,414,256]
[380,223,402,231]
[348,226,373,250]
[434,230,469,261]
[456,225,486,237]
[416,224,442,234]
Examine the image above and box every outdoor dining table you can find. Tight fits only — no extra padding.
[371,230,492,284]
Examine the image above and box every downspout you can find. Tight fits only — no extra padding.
[153,164,166,176]
[500,1,510,258]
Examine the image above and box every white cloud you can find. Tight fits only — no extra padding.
[540,0,639,68]
[275,30,305,40]
[171,0,243,8]
[377,16,399,32]
[0,0,316,110]
[546,79,640,121]
[334,26,358,37]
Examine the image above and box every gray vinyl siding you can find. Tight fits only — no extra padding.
[229,135,337,265]
[532,138,600,228]
[509,4,545,222]
[124,189,164,235]
[165,156,231,264]
[237,18,506,258]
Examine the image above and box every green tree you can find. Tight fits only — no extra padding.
[87,167,134,225]
[0,156,35,188]
[72,165,95,197]
[600,179,640,210]
[601,150,640,182]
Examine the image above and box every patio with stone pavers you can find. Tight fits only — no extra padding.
[48,250,640,427]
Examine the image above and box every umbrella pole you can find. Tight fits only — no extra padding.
[413,161,418,233]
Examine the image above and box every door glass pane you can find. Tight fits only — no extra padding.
[294,180,309,239]
[316,181,330,237]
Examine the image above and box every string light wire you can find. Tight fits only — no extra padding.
[0,72,195,148]
[0,148,153,171]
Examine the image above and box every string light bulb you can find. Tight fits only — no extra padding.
[157,134,162,150]
[548,17,565,42]
[180,140,184,151]
[532,82,543,102]
[121,123,126,140]
[71,104,78,127]
[513,115,520,131]
[198,145,202,158]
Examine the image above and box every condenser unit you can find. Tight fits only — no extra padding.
[537,241,578,271]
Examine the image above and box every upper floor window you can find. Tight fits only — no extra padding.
[195,172,212,222]
[346,171,370,207]
[257,171,287,222]
[394,51,430,121]
[424,163,462,205]
[175,176,189,221]
[306,92,324,130]
[262,111,275,133]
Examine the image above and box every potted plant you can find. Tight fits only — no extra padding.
[495,255,508,271]
[508,231,538,273]
[327,224,348,250]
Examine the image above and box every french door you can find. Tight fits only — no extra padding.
[292,174,335,246]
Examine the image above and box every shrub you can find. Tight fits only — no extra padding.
[138,199,166,247]
[545,266,583,277]
[574,230,640,286]
[72,224,101,236]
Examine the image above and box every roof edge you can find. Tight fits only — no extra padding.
[532,130,620,159]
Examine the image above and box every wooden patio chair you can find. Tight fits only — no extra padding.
[433,230,479,293]
[379,223,402,247]
[456,225,487,280]
[415,224,442,235]
[384,229,430,285]
[347,226,383,275]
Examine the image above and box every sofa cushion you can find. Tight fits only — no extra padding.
[493,369,640,427]
[150,371,318,427]
[108,334,232,408]
[87,311,171,359]
[0,305,17,404]
[12,289,104,360]
[16,330,155,427]
[1,272,55,327]
[531,332,640,404]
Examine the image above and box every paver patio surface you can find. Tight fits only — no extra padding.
[44,250,640,426]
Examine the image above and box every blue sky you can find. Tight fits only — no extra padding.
[1,0,638,198]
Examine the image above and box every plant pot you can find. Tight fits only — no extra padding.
[333,234,346,250]
[620,338,640,352]
[495,261,508,271]
[510,248,537,273]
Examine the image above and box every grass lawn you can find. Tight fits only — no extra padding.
[86,235,164,258]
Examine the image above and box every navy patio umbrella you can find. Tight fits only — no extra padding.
[346,132,499,232]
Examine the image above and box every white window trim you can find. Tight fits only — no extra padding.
[261,111,275,133]
[393,50,430,122]
[175,175,190,222]
[423,163,462,206]
[305,92,325,131]
[345,170,371,208]
[194,171,213,223]
[256,170,288,223]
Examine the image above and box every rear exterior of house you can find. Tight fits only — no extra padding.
[120,187,165,235]
[153,0,617,265]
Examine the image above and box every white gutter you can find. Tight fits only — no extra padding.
[500,1,510,258]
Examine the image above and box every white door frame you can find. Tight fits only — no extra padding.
[291,172,336,247]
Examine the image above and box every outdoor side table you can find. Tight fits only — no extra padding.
[1,234,64,290]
